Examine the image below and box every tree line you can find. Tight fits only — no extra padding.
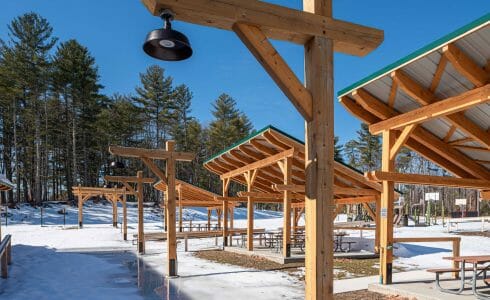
[0,13,252,205]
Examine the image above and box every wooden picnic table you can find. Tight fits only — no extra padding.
[443,255,490,298]
[334,232,352,252]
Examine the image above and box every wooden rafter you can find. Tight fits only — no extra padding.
[341,95,474,178]
[369,84,490,134]
[351,88,490,180]
[392,70,490,149]
[109,145,195,161]
[443,43,489,87]
[220,148,297,179]
[366,171,490,189]
[141,0,383,56]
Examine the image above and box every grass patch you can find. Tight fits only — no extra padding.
[194,250,401,280]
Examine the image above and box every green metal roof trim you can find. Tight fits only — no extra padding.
[337,13,490,98]
[203,125,300,164]
[204,124,365,176]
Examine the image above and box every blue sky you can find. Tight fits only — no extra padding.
[1,1,489,145]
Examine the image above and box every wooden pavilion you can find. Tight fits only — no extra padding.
[338,14,490,284]
[0,175,14,239]
[204,125,391,258]
[140,0,384,297]
[73,186,133,239]
[154,179,237,232]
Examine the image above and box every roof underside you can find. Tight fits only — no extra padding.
[154,180,226,208]
[339,14,490,180]
[204,126,385,201]
[0,175,14,191]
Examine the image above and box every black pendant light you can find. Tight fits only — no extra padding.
[143,9,192,61]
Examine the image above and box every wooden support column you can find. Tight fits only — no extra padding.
[123,192,128,240]
[166,141,178,277]
[222,178,230,247]
[380,130,396,284]
[375,200,381,254]
[178,186,183,232]
[245,170,257,251]
[217,209,222,229]
[230,207,234,229]
[137,171,145,254]
[112,191,118,227]
[164,204,168,232]
[282,157,293,257]
[292,207,298,233]
[207,210,211,230]
[77,190,83,228]
[304,0,334,298]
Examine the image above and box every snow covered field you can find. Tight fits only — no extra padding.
[1,202,490,299]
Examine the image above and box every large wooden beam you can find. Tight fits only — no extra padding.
[142,0,384,56]
[109,145,195,161]
[104,175,155,184]
[220,148,297,179]
[233,23,313,121]
[369,84,490,134]
[443,44,489,87]
[366,171,490,190]
[335,195,378,205]
[304,0,334,298]
[352,88,490,180]
[481,190,490,201]
[392,70,490,149]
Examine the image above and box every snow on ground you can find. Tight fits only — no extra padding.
[2,202,490,299]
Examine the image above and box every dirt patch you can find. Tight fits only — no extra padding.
[335,290,412,299]
[194,249,302,272]
[194,250,389,280]
[456,231,490,237]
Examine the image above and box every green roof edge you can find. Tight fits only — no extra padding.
[204,124,364,177]
[337,13,490,98]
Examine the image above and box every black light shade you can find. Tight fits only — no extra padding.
[143,10,192,61]
[110,161,125,169]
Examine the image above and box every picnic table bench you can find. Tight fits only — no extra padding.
[432,255,490,298]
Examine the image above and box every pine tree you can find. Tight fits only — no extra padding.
[334,136,344,163]
[0,12,57,204]
[356,123,381,172]
[208,93,252,155]
[134,65,174,148]
[52,39,103,194]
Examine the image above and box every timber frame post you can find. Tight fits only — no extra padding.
[280,157,293,257]
[137,171,145,254]
[109,142,195,277]
[77,185,83,228]
[304,1,335,298]
[380,130,396,284]
[245,170,257,251]
[123,191,128,240]
[112,189,118,227]
[222,178,230,247]
[140,0,383,297]
[165,141,178,277]
[178,185,183,232]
